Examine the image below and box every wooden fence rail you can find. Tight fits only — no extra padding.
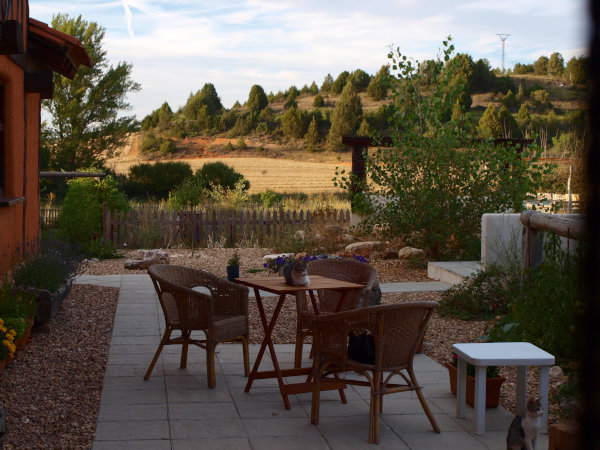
[102,204,350,248]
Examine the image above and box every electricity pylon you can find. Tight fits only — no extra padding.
[497,34,510,73]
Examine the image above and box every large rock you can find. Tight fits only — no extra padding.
[345,241,381,256]
[124,249,170,270]
[397,247,426,259]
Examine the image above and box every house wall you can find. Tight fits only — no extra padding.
[0,55,41,276]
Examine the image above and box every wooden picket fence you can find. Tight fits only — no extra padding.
[102,204,350,248]
[40,207,61,228]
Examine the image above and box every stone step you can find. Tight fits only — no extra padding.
[427,261,482,285]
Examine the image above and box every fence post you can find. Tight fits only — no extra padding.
[102,203,110,243]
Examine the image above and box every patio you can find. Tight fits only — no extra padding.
[82,274,549,449]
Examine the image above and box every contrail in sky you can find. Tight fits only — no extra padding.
[121,0,134,39]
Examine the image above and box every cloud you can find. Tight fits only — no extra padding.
[121,0,134,39]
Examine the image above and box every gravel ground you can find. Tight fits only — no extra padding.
[0,248,567,448]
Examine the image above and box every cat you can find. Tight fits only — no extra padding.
[506,397,543,450]
[282,258,310,286]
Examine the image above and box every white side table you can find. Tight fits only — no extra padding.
[452,342,555,435]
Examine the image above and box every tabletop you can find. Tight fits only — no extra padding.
[235,275,365,295]
[452,342,555,366]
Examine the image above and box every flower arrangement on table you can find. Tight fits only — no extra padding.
[263,253,369,274]
[0,318,17,361]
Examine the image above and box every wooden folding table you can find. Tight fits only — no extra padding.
[235,275,365,409]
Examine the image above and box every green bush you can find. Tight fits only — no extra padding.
[59,175,128,251]
[123,161,193,200]
[260,190,282,208]
[167,175,209,210]
[439,265,518,320]
[197,161,249,191]
[313,94,325,107]
[335,37,549,259]
[159,139,176,154]
[0,283,37,321]
[486,234,583,362]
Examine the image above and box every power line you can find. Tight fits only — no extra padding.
[497,34,510,73]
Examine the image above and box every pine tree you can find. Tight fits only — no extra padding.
[517,104,531,137]
[305,116,320,145]
[247,85,268,114]
[497,106,519,138]
[478,104,502,138]
[326,83,363,151]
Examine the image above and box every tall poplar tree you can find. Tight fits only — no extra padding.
[42,14,141,171]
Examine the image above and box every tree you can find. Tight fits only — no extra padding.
[331,71,350,95]
[367,65,389,100]
[42,14,140,171]
[321,74,334,92]
[183,83,223,119]
[497,106,519,138]
[533,56,549,75]
[305,116,320,146]
[281,106,307,138]
[547,52,565,77]
[564,56,589,84]
[334,37,548,259]
[247,85,268,114]
[478,104,502,137]
[309,81,319,94]
[326,83,363,151]
[313,94,325,107]
[471,59,496,93]
[349,69,371,90]
[156,102,173,131]
[196,162,249,191]
[517,104,532,136]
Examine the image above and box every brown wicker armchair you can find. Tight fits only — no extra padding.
[310,302,440,444]
[294,258,377,368]
[145,264,250,388]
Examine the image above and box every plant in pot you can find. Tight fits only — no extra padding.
[227,251,241,282]
[0,284,37,352]
[445,352,506,408]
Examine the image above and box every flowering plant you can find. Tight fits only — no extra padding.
[263,253,369,273]
[0,318,17,360]
[451,352,499,378]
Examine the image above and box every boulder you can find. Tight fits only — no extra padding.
[124,249,170,270]
[397,247,426,259]
[550,365,564,378]
[345,241,381,256]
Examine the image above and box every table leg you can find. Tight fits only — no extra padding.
[539,365,550,432]
[308,290,320,314]
[245,292,291,409]
[474,365,487,435]
[456,357,466,418]
[516,365,528,416]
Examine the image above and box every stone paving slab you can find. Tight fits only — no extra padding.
[89,273,549,449]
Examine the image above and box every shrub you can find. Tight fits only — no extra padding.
[197,161,249,191]
[313,94,325,107]
[12,232,85,293]
[124,161,193,200]
[167,175,209,210]
[335,37,549,260]
[159,139,176,155]
[439,265,518,320]
[486,234,583,362]
[260,190,282,208]
[236,137,247,150]
[59,174,128,252]
[0,283,37,321]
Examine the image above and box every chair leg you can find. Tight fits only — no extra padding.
[241,335,250,377]
[294,331,304,368]
[334,372,347,403]
[311,374,321,425]
[371,371,383,444]
[408,367,440,433]
[144,327,172,380]
[180,330,190,369]
[206,343,216,388]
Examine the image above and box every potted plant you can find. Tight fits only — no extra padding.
[445,353,506,408]
[227,251,240,282]
[0,284,37,353]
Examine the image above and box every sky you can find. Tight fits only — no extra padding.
[29,0,589,121]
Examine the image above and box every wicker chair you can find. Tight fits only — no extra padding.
[294,258,377,368]
[145,264,250,388]
[310,302,441,444]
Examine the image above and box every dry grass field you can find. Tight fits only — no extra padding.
[107,155,351,194]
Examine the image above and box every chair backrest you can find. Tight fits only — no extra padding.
[307,258,377,312]
[312,301,437,370]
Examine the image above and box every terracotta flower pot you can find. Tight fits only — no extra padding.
[444,361,505,408]
[15,319,34,352]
